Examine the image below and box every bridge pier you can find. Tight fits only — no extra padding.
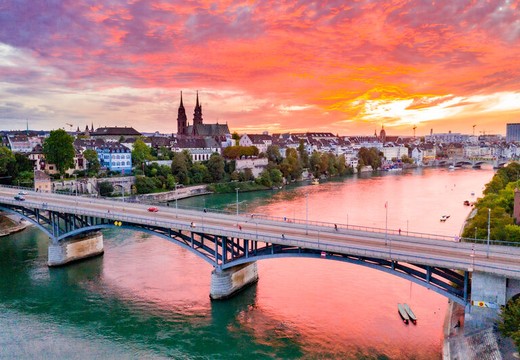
[464,272,507,331]
[48,231,104,267]
[210,262,258,300]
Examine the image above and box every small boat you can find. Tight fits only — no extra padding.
[311,178,319,185]
[403,303,417,324]
[397,304,410,324]
[448,165,455,170]
[463,200,470,206]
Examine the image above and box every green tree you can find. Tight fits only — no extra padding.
[0,147,16,182]
[171,151,190,184]
[266,145,283,165]
[499,297,520,350]
[43,129,75,176]
[98,181,114,196]
[191,163,210,184]
[14,153,34,173]
[132,138,153,168]
[207,153,225,182]
[337,154,347,175]
[83,149,100,176]
[134,176,160,194]
[298,140,309,168]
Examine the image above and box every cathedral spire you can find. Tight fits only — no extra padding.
[177,91,188,135]
[192,90,203,135]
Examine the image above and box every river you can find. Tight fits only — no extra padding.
[0,167,493,359]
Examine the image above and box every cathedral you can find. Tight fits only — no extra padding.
[176,91,230,137]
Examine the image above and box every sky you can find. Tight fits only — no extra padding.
[0,0,519,136]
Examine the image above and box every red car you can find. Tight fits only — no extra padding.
[148,207,159,212]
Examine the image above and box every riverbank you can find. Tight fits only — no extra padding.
[0,212,28,237]
[443,300,518,359]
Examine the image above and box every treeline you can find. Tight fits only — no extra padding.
[461,162,520,242]
[133,139,354,194]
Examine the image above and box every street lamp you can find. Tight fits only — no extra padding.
[487,208,491,258]
[73,174,77,196]
[385,201,388,246]
[306,192,309,234]
[235,188,239,216]
[175,183,178,210]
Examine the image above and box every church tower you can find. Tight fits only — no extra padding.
[177,91,188,135]
[192,91,203,135]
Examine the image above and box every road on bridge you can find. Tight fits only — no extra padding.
[1,186,520,279]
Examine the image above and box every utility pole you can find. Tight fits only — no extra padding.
[306,192,309,234]
[235,188,239,216]
[487,208,491,258]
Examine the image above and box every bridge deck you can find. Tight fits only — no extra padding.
[1,186,520,281]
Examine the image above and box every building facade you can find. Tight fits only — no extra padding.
[96,143,132,173]
[506,123,520,143]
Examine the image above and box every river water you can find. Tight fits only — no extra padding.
[0,167,493,359]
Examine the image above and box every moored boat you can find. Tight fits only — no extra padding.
[311,178,319,185]
[397,303,409,324]
[403,303,417,324]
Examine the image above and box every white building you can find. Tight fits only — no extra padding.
[239,134,273,154]
[235,157,268,178]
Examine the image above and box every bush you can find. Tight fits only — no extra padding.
[98,181,114,196]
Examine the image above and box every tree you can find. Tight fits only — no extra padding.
[266,145,283,164]
[171,151,190,184]
[83,149,100,176]
[131,138,153,167]
[232,132,240,145]
[499,297,520,350]
[43,129,75,176]
[98,181,114,196]
[0,147,16,181]
[206,153,225,182]
[298,140,309,168]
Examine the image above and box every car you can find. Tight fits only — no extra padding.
[14,195,25,201]
[18,191,28,195]
[148,207,159,212]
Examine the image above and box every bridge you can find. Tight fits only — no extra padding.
[437,157,508,169]
[1,185,520,309]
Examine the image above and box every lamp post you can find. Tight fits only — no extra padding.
[121,183,124,203]
[235,188,239,216]
[487,208,491,258]
[385,201,388,246]
[175,183,178,210]
[306,192,309,235]
[74,174,77,196]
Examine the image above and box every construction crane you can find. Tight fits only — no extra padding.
[472,125,476,136]
[412,125,417,138]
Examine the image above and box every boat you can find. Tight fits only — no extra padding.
[463,200,470,206]
[311,178,319,185]
[448,165,455,170]
[440,215,450,222]
[402,303,417,324]
[397,304,410,324]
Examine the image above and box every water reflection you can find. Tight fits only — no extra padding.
[0,167,494,359]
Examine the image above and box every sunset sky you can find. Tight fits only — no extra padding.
[0,0,519,136]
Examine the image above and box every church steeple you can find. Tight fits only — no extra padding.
[192,90,203,135]
[177,91,188,135]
